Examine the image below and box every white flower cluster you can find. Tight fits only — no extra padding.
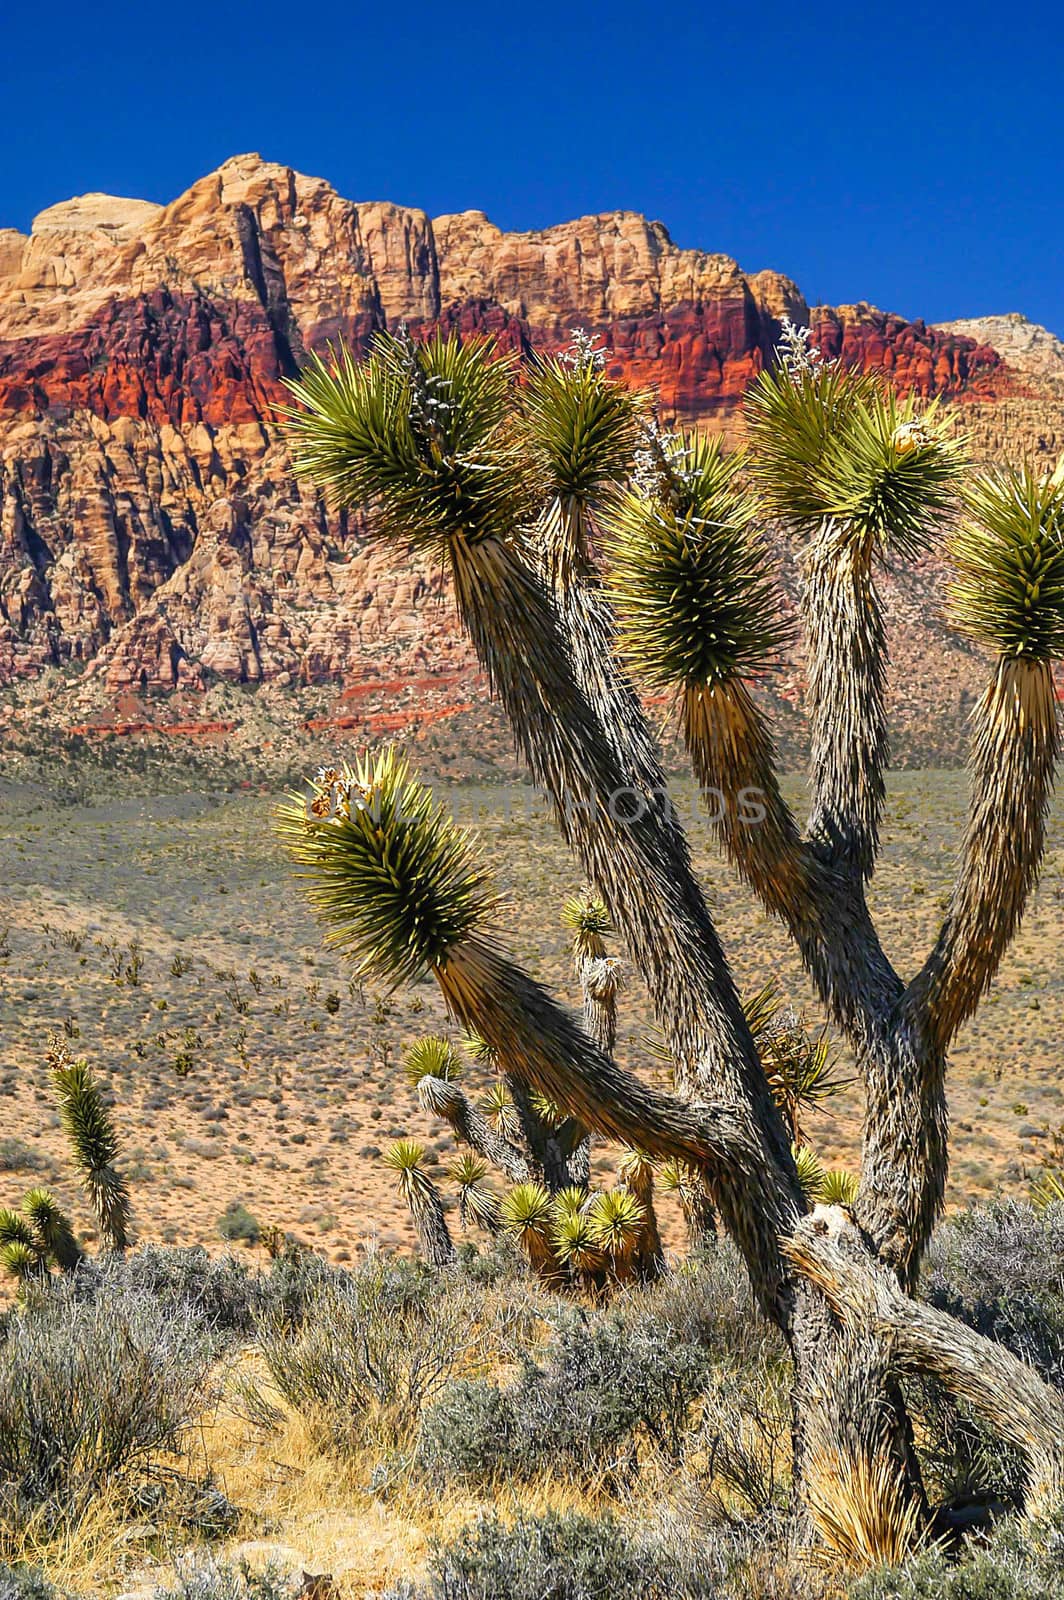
[560,327,609,372]
[632,419,692,500]
[776,315,824,380]
[392,323,458,432]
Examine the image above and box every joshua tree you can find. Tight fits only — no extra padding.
[49,1037,131,1254]
[2,1040,130,1283]
[278,327,1064,1549]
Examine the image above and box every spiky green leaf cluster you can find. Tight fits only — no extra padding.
[617,1148,655,1193]
[0,1240,41,1285]
[560,896,611,953]
[280,331,530,552]
[23,1187,83,1271]
[791,1145,859,1207]
[552,1208,603,1272]
[0,1209,36,1250]
[529,1090,565,1130]
[586,1188,645,1257]
[754,999,847,1142]
[609,436,788,690]
[500,1181,554,1242]
[818,1168,860,1207]
[793,1145,827,1203]
[742,980,785,1040]
[480,1081,521,1142]
[519,350,641,508]
[1033,1168,1064,1211]
[384,1139,433,1205]
[552,1186,590,1222]
[450,1153,500,1232]
[277,749,498,985]
[745,363,965,557]
[451,1152,489,1189]
[462,1032,499,1071]
[948,467,1064,659]
[404,1035,464,1088]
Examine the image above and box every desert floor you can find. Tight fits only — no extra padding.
[2,769,1062,1259]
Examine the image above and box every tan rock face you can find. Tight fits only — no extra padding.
[0,153,1059,728]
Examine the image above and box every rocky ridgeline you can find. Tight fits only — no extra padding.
[0,153,1060,758]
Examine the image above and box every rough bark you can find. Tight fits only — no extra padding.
[786,1205,1064,1509]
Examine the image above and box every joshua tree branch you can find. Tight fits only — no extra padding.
[903,658,1060,1052]
[415,1075,533,1184]
[785,1206,1064,1504]
[802,529,888,885]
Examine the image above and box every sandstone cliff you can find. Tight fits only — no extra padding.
[0,154,1060,760]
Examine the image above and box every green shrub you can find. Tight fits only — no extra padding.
[0,1278,218,1535]
[418,1257,764,1485]
[916,1202,1064,1502]
[383,1510,690,1600]
[218,1202,261,1246]
[256,1252,474,1454]
[849,1509,1064,1600]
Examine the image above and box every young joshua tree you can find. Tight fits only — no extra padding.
[49,1037,131,1254]
[278,326,1064,1555]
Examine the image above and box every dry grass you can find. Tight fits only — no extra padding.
[804,1441,930,1577]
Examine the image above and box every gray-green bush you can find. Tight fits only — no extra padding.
[0,1279,219,1535]
[418,1252,782,1484]
[383,1509,713,1600]
[849,1509,1064,1600]
[256,1251,474,1453]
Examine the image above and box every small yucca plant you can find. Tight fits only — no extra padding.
[49,1038,130,1253]
[501,1181,557,1277]
[552,1207,606,1279]
[1032,1168,1064,1211]
[757,1002,847,1145]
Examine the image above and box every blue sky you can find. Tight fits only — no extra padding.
[3,0,1061,332]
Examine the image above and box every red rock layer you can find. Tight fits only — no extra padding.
[0,152,1049,729]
